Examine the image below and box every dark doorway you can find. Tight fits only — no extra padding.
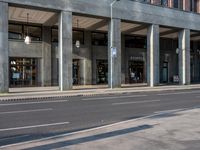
[73,59,80,85]
[96,60,108,84]
[128,61,144,83]
[162,62,168,83]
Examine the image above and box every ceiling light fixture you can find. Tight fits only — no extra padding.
[24,13,31,45]
[75,19,80,48]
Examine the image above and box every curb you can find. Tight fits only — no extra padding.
[1,86,200,102]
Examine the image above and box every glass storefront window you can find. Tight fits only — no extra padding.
[125,36,146,48]
[9,24,23,40]
[9,58,38,87]
[173,0,179,8]
[92,32,108,46]
[24,25,42,41]
[194,0,197,12]
[161,0,168,6]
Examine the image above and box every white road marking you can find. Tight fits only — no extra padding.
[0,135,29,141]
[0,100,69,106]
[0,122,70,132]
[154,109,184,114]
[0,108,53,115]
[112,100,161,105]
[82,95,147,101]
[157,91,200,96]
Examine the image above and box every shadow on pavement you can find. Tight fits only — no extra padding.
[28,124,153,150]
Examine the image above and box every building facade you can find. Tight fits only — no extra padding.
[0,0,200,92]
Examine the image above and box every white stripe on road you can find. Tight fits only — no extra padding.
[0,135,30,141]
[82,95,147,101]
[0,100,69,106]
[112,100,161,106]
[0,108,53,115]
[157,91,200,96]
[0,122,70,132]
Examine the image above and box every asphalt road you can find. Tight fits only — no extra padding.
[0,89,200,147]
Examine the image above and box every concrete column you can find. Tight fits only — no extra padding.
[59,11,73,91]
[178,29,190,85]
[147,24,160,87]
[196,0,200,13]
[183,0,190,11]
[108,18,121,88]
[0,2,9,93]
[168,0,174,8]
[41,26,52,86]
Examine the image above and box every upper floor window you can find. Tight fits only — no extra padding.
[73,30,84,45]
[9,23,42,41]
[92,32,108,46]
[51,28,84,45]
[24,25,42,41]
[9,24,23,40]
[125,36,146,49]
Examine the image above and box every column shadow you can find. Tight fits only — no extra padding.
[28,124,153,150]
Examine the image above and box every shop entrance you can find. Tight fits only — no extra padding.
[162,62,168,83]
[128,61,144,83]
[9,57,38,87]
[96,60,108,84]
[73,59,80,85]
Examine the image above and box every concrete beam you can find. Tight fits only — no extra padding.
[2,0,200,31]
[0,2,9,93]
[122,25,147,34]
[44,13,58,26]
[147,24,160,87]
[87,19,108,31]
[191,33,200,38]
[59,11,73,91]
[160,29,178,36]
[108,18,121,88]
[178,29,190,85]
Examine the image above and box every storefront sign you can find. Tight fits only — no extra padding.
[173,75,179,83]
[12,73,20,79]
[130,56,144,61]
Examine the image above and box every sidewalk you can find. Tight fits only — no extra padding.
[2,107,200,150]
[1,84,200,101]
